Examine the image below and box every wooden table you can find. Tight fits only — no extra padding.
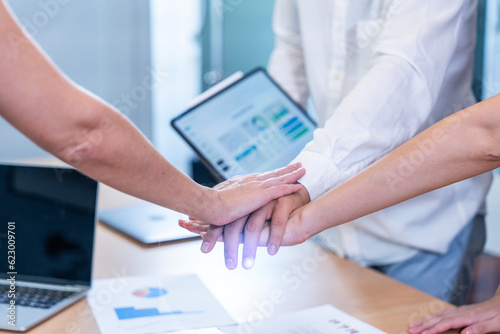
[1,182,458,334]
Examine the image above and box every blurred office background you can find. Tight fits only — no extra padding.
[1,0,499,256]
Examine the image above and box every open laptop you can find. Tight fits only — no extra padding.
[0,164,98,331]
[171,67,317,182]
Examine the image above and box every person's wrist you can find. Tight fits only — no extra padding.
[296,203,317,242]
[296,194,337,244]
[191,186,220,225]
[294,184,311,206]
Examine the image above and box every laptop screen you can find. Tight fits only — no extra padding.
[171,68,316,181]
[0,165,98,286]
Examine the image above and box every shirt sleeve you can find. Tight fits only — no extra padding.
[294,0,475,200]
[267,0,310,109]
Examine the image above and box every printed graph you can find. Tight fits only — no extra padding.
[132,287,167,298]
[114,307,203,320]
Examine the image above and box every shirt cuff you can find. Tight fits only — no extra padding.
[292,150,340,201]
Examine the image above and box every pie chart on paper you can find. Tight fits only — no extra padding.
[132,287,167,298]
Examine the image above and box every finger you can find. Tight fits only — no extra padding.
[242,206,272,270]
[255,162,302,181]
[201,231,223,242]
[178,220,209,235]
[187,217,210,225]
[180,218,206,225]
[186,216,210,225]
[223,217,246,270]
[420,314,479,334]
[178,219,207,231]
[178,219,201,226]
[201,225,223,253]
[409,307,464,333]
[267,198,292,255]
[463,316,500,334]
[258,223,271,245]
[409,312,448,334]
[412,303,495,334]
[260,167,306,188]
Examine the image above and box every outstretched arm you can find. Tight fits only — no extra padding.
[0,1,305,226]
[181,94,500,258]
[290,93,500,243]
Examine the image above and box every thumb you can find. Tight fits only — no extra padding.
[462,317,500,334]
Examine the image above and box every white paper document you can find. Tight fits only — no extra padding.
[173,329,225,334]
[88,274,235,334]
[223,304,387,334]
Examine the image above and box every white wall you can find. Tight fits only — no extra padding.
[150,0,202,174]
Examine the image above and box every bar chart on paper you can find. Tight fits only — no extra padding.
[88,274,235,334]
[114,305,203,320]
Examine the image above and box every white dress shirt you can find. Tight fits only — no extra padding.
[268,0,492,265]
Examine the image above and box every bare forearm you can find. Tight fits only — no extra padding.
[300,95,500,237]
[0,1,214,220]
[56,96,213,219]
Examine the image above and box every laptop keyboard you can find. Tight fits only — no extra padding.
[0,285,77,309]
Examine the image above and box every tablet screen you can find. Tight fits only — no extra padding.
[171,69,316,181]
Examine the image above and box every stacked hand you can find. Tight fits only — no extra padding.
[179,170,312,270]
[409,294,500,334]
[201,163,306,227]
